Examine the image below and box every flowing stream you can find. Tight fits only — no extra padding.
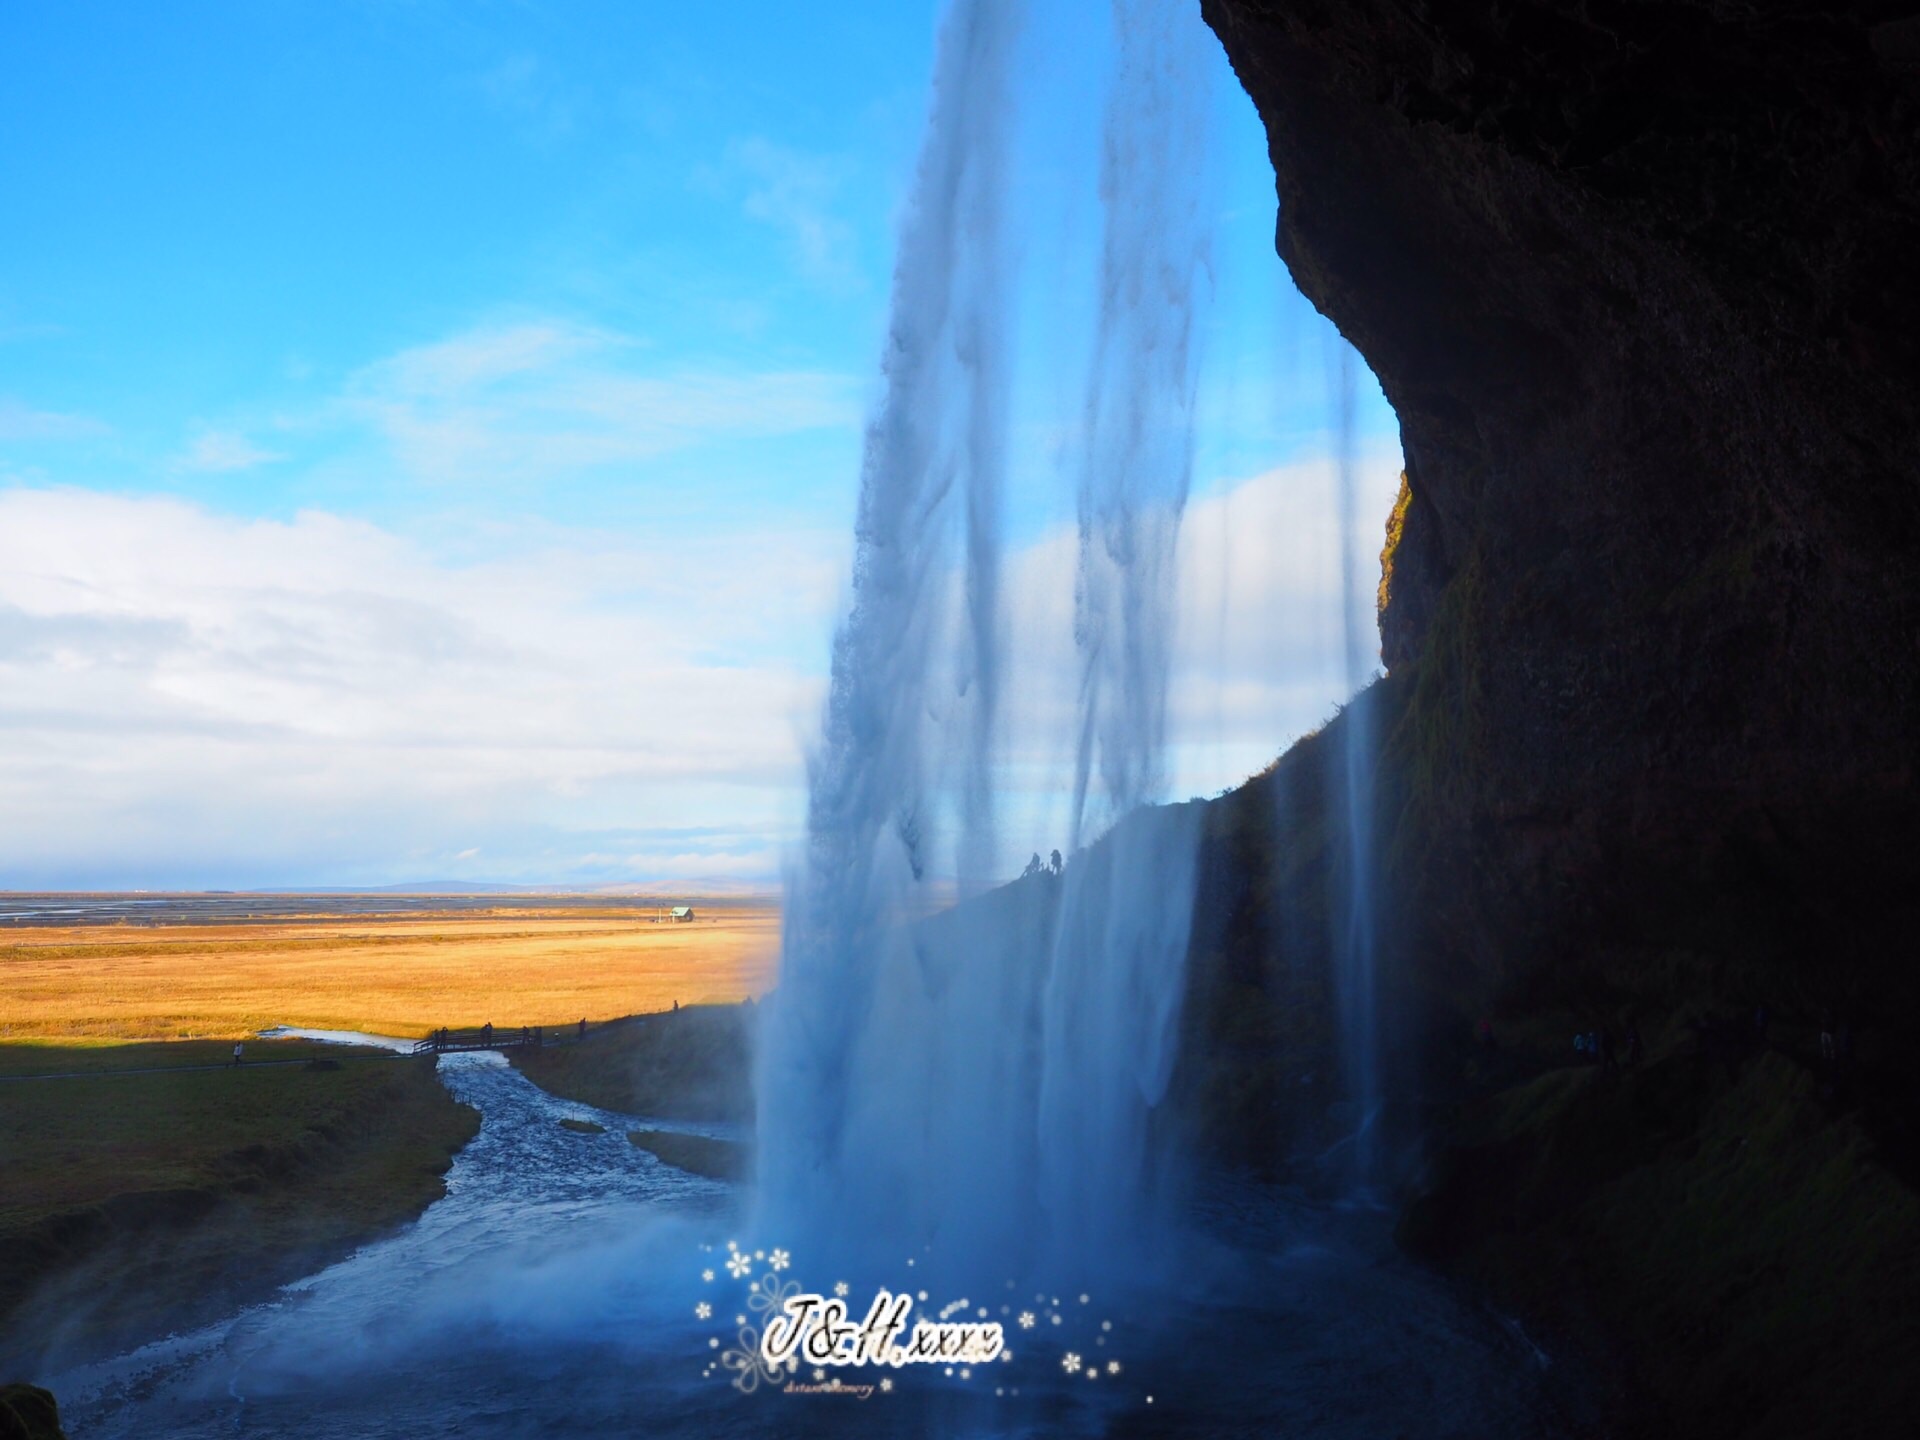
[43,1051,1585,1438]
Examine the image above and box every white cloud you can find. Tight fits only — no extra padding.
[0,443,1401,889]
[473,53,580,139]
[717,137,861,291]
[341,319,859,484]
[176,428,282,473]
[978,446,1404,855]
[0,398,105,442]
[0,487,844,888]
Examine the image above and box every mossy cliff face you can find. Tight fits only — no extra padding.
[1199,0,1920,1039]
[1397,1049,1920,1439]
[1173,676,1411,1173]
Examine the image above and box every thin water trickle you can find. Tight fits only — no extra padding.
[1329,336,1382,1190]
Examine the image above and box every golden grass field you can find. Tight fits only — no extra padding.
[0,903,779,1043]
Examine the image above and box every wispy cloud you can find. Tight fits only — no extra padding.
[712,137,862,291]
[175,427,282,473]
[472,53,580,140]
[0,398,105,442]
[341,319,859,484]
[0,321,66,346]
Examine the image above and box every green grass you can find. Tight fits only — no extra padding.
[510,1004,752,1124]
[627,1130,748,1182]
[0,1040,479,1368]
[1389,544,1485,827]
[0,1036,369,1078]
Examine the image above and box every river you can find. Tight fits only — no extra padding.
[45,1051,1589,1438]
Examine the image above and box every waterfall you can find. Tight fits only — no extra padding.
[755,0,1215,1290]
[1329,338,1381,1186]
[1069,0,1212,846]
[753,0,1022,1271]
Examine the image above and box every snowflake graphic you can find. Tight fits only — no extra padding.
[695,1302,712,1320]
[769,1248,791,1272]
[701,1269,714,1283]
[1062,1352,1082,1375]
[748,1275,801,1323]
[718,1322,784,1394]
[726,1252,752,1279]
[879,1378,893,1394]
[812,1368,826,1382]
[1017,1312,1036,1329]
[834,1281,849,1298]
[1107,1360,1121,1375]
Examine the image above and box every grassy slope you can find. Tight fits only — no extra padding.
[0,1039,479,1369]
[626,1130,749,1182]
[509,1004,753,1124]
[1399,1048,1920,1439]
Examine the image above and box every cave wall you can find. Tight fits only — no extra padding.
[1200,0,1920,1026]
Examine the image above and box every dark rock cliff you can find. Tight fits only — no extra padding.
[1184,5,1920,1435]
[1199,0,1920,1068]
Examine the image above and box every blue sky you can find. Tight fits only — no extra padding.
[0,0,1399,890]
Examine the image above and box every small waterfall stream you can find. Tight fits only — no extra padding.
[1329,338,1383,1189]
